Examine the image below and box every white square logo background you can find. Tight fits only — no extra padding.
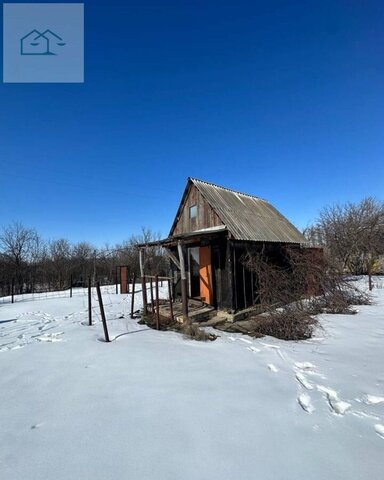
[3,3,84,83]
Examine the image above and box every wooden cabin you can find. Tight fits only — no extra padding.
[139,178,307,317]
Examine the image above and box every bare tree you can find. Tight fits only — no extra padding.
[49,239,71,289]
[0,222,39,293]
[306,197,384,289]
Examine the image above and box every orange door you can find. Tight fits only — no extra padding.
[199,246,213,305]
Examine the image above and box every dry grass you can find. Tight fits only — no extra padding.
[177,323,216,342]
[139,313,216,342]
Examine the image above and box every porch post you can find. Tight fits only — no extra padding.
[177,240,189,322]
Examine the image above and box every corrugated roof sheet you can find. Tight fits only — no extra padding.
[189,178,306,244]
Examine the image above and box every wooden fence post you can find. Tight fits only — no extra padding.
[88,276,92,326]
[96,281,110,342]
[130,275,136,318]
[115,266,119,294]
[168,279,174,322]
[139,249,148,315]
[150,278,154,314]
[155,275,160,330]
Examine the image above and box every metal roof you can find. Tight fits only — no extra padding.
[188,178,306,244]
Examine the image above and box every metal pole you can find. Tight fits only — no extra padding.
[155,274,160,330]
[139,249,148,315]
[88,276,92,326]
[130,275,136,318]
[150,277,154,314]
[168,279,174,322]
[96,281,110,342]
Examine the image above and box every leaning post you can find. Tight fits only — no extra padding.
[96,281,110,342]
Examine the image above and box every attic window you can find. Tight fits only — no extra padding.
[189,205,197,219]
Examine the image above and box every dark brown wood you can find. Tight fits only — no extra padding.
[11,278,14,304]
[164,248,181,269]
[120,266,128,294]
[226,240,235,312]
[167,279,174,322]
[96,281,110,342]
[139,249,148,315]
[155,275,160,330]
[70,275,73,298]
[233,245,238,310]
[150,278,154,313]
[172,183,224,236]
[141,275,148,315]
[130,275,136,318]
[115,266,119,294]
[251,271,255,305]
[242,264,247,308]
[88,276,92,326]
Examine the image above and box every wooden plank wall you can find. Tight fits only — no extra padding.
[173,184,223,235]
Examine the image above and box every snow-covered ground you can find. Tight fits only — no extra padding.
[0,279,383,480]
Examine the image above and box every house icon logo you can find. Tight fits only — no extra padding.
[20,29,66,56]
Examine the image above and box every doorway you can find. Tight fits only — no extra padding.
[187,245,213,305]
[199,245,213,304]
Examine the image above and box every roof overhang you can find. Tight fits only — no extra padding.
[137,225,228,248]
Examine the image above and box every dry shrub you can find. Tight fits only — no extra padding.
[243,246,371,340]
[250,308,317,341]
[309,287,371,314]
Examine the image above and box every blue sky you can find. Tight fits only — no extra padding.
[1,0,383,245]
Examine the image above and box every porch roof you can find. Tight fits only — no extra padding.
[137,225,227,248]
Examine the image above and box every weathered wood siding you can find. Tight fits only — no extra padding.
[173,184,223,235]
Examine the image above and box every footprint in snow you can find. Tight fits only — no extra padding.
[298,393,315,413]
[247,346,261,353]
[295,372,313,390]
[374,424,384,439]
[238,338,253,344]
[36,332,64,343]
[318,386,351,415]
[261,342,280,349]
[295,362,316,370]
[360,394,384,405]
[30,423,43,430]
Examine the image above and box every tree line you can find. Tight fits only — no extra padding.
[1,196,383,298]
[304,197,384,289]
[0,223,167,297]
